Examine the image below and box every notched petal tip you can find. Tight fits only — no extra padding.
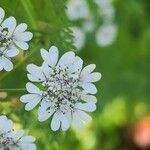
[26,82,40,94]
[2,16,16,35]
[0,7,5,23]
[49,45,58,52]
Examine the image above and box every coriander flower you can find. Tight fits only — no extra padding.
[20,45,101,131]
[95,0,113,8]
[95,0,115,23]
[0,115,36,150]
[66,0,90,20]
[0,7,33,71]
[96,24,117,47]
[71,27,86,50]
[0,46,19,71]
[82,18,95,33]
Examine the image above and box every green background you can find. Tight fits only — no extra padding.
[0,0,150,150]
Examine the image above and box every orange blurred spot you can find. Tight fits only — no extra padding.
[133,117,150,149]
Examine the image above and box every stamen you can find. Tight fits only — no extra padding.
[42,66,81,113]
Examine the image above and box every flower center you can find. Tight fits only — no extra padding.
[0,28,13,48]
[0,51,3,57]
[0,134,15,149]
[43,66,81,113]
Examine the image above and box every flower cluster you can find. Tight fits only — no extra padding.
[95,0,117,47]
[0,115,36,150]
[20,46,101,131]
[66,0,94,50]
[70,27,85,50]
[66,0,117,49]
[0,7,33,71]
[66,0,89,21]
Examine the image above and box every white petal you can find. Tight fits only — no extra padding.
[40,48,51,66]
[0,7,5,24]
[41,62,52,78]
[11,130,24,141]
[20,136,36,142]
[75,102,96,112]
[73,111,83,128]
[24,101,40,111]
[14,41,29,50]
[27,74,41,82]
[60,111,71,131]
[81,93,97,103]
[48,46,59,67]
[27,64,45,82]
[6,48,19,57]
[51,112,61,131]
[38,101,55,122]
[18,143,36,150]
[70,56,83,73]
[20,94,42,111]
[15,32,33,42]
[0,58,4,71]
[91,72,102,82]
[0,115,7,121]
[20,94,38,103]
[0,57,4,71]
[57,51,75,68]
[3,120,13,132]
[2,16,16,36]
[12,146,21,150]
[80,64,96,78]
[84,72,102,82]
[76,110,92,122]
[14,23,27,34]
[82,83,97,94]
[40,46,58,67]
[26,82,41,94]
[2,57,13,71]
[0,116,13,133]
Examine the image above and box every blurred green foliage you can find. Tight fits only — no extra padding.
[0,0,150,150]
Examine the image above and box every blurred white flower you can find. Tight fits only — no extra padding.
[95,0,115,23]
[66,0,95,50]
[0,7,33,71]
[95,0,117,47]
[82,17,95,33]
[66,0,90,20]
[96,24,117,47]
[20,45,101,131]
[95,0,113,8]
[100,4,115,23]
[71,27,86,50]
[0,115,36,150]
[66,0,117,48]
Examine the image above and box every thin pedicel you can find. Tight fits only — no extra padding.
[0,88,26,91]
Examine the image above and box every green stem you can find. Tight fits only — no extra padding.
[0,88,26,91]
[20,0,38,30]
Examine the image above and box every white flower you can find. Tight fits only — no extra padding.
[100,4,115,23]
[0,115,36,150]
[80,64,101,94]
[95,0,113,8]
[0,7,33,71]
[95,0,115,23]
[66,0,90,20]
[20,45,101,131]
[71,27,86,50]
[96,24,117,47]
[82,18,95,33]
[0,46,19,71]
